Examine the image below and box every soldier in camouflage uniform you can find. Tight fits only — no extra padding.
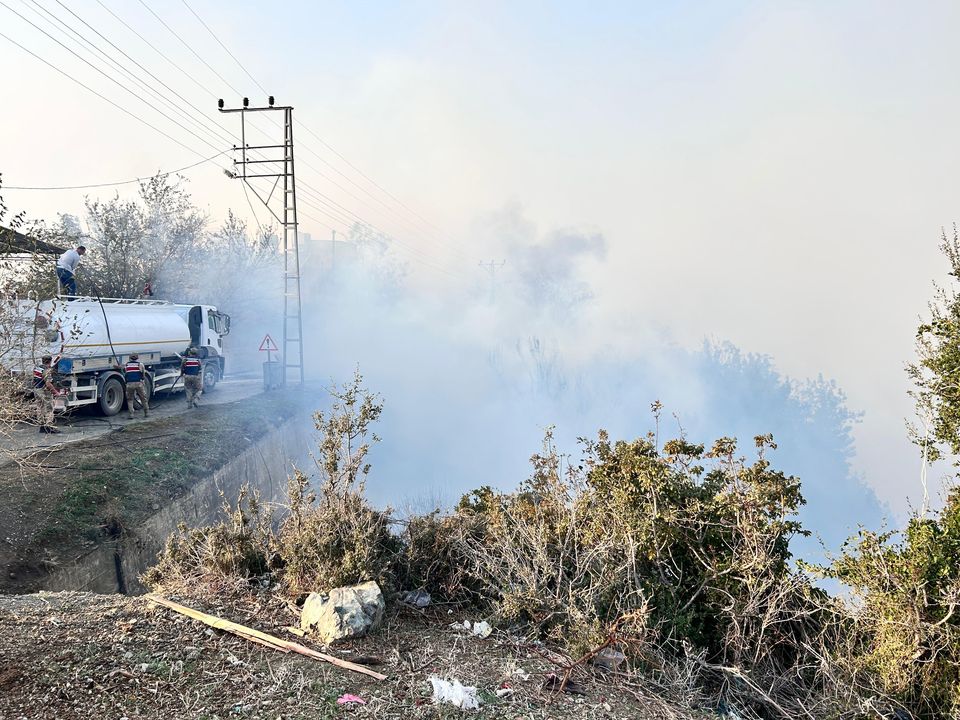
[33,355,59,434]
[180,347,203,408]
[123,353,149,419]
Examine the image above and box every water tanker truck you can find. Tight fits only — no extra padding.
[4,297,230,416]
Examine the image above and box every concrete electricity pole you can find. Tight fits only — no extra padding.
[218,96,304,387]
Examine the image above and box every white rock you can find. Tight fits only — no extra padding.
[300,580,385,644]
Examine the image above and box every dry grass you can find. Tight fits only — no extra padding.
[0,591,717,720]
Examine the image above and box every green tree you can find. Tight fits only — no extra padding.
[818,227,960,719]
[908,226,960,463]
[82,175,206,298]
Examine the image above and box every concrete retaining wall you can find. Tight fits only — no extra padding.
[43,417,311,594]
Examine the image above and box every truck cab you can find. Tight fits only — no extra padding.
[182,305,231,358]
[177,304,230,391]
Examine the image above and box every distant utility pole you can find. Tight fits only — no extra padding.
[479,260,506,303]
[218,96,304,387]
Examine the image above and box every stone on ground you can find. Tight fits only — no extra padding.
[300,580,385,643]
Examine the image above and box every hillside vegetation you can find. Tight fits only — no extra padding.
[142,362,960,720]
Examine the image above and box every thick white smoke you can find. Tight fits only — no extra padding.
[294,204,885,564]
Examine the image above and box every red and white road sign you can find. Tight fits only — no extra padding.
[259,334,279,352]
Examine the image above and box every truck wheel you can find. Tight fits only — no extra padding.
[202,363,218,391]
[98,376,124,416]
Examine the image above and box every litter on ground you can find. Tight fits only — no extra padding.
[449,619,493,639]
[429,676,482,710]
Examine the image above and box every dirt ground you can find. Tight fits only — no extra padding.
[0,375,265,457]
[0,591,709,720]
[0,389,305,594]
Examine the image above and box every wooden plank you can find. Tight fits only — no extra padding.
[145,594,387,680]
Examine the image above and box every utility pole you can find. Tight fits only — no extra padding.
[479,260,506,303]
[218,96,304,387]
[331,229,335,274]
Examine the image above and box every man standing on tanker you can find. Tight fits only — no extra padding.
[180,347,202,408]
[34,355,60,434]
[123,353,149,419]
[55,245,85,297]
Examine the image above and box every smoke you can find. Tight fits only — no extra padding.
[18,178,890,562]
[293,204,885,564]
[474,202,607,314]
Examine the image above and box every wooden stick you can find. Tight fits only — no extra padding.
[145,594,387,680]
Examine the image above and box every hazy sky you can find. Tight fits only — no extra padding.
[2,0,959,517]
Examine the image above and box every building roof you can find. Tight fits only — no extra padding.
[0,226,66,255]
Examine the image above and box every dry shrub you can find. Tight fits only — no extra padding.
[142,485,274,598]
[146,373,402,601]
[821,493,960,720]
[455,425,873,719]
[393,510,482,602]
[276,371,400,597]
[455,435,653,656]
[140,375,918,718]
[277,469,398,598]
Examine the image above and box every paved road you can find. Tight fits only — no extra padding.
[0,375,264,457]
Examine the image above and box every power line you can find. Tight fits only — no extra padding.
[0,1,226,157]
[48,0,239,149]
[97,0,473,281]
[3,150,229,191]
[92,0,347,237]
[137,0,242,96]
[0,29,212,161]
[127,0,439,261]
[23,0,237,153]
[179,0,267,95]
[167,0,481,264]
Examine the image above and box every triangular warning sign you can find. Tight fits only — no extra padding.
[259,334,279,352]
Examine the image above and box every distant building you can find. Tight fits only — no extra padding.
[300,230,357,274]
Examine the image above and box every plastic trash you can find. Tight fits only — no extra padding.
[429,676,481,710]
[400,589,432,608]
[591,646,626,670]
[336,693,366,705]
[449,619,493,638]
[471,620,492,638]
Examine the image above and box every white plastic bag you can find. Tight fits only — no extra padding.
[429,676,481,710]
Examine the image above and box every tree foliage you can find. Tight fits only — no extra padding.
[816,229,960,720]
[908,226,960,461]
[824,494,960,718]
[80,176,206,298]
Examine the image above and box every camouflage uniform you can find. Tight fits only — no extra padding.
[184,375,202,407]
[124,358,149,419]
[180,352,203,408]
[34,366,54,428]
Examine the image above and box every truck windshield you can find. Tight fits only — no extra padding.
[207,311,229,335]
